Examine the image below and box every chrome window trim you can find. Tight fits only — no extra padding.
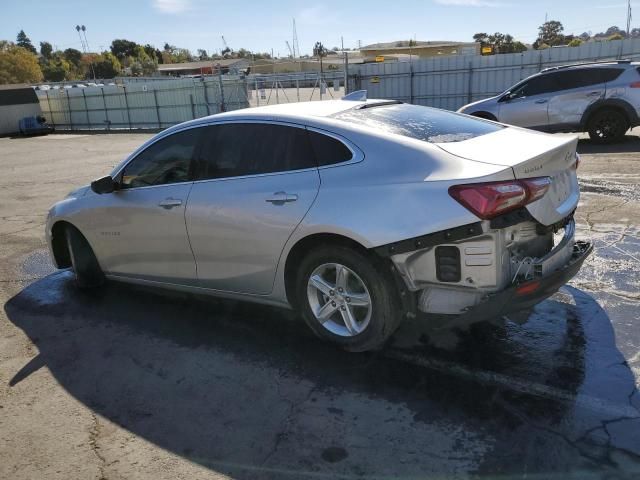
[112,119,365,188]
[189,119,364,183]
[304,125,365,169]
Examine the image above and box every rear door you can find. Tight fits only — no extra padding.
[546,69,612,128]
[498,74,559,128]
[185,122,320,294]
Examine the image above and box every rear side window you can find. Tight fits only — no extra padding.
[596,68,625,83]
[307,130,352,166]
[121,128,201,188]
[553,69,616,89]
[331,104,503,143]
[196,123,316,180]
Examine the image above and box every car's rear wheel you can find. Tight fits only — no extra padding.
[66,226,104,289]
[587,108,629,144]
[295,245,401,352]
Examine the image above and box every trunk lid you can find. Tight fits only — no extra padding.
[435,126,579,226]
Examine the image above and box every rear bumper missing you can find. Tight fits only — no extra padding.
[452,239,592,325]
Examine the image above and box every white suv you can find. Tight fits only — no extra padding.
[458,61,640,143]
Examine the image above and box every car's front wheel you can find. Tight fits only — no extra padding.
[587,108,629,144]
[295,245,401,352]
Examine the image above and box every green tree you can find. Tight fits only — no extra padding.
[0,43,43,84]
[142,44,160,62]
[63,48,83,66]
[173,48,193,63]
[110,39,138,61]
[131,45,157,75]
[473,32,527,54]
[568,38,582,47]
[42,57,72,82]
[16,30,36,54]
[92,52,121,78]
[40,41,53,59]
[609,33,624,41]
[535,20,565,48]
[236,48,251,58]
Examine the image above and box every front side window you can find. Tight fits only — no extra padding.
[511,75,560,97]
[121,128,201,188]
[196,123,316,180]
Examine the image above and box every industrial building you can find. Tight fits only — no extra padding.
[156,58,250,76]
[360,40,480,59]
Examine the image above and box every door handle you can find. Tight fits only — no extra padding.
[534,99,548,104]
[158,198,182,209]
[266,192,298,204]
[587,91,602,97]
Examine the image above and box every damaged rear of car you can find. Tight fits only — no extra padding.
[324,102,592,337]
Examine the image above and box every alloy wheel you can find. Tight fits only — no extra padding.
[306,263,372,337]
[592,113,624,140]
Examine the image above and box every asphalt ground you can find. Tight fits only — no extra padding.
[0,129,639,479]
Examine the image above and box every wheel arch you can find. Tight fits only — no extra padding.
[581,99,638,130]
[283,233,373,307]
[470,111,498,121]
[50,220,96,269]
[50,220,75,268]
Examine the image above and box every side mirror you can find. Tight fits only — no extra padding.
[499,92,513,102]
[91,175,117,194]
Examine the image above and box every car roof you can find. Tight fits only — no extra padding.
[540,61,639,74]
[163,99,398,135]
[185,99,396,124]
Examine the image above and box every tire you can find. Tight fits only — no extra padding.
[587,108,629,144]
[65,226,104,289]
[294,245,402,352]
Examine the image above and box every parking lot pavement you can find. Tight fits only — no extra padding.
[0,131,639,479]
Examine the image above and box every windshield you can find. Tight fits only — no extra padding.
[332,103,504,143]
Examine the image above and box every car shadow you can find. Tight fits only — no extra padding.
[576,134,640,154]
[4,273,639,478]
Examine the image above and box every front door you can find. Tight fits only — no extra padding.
[498,74,561,129]
[87,127,202,283]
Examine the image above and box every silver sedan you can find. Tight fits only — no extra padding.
[46,95,592,351]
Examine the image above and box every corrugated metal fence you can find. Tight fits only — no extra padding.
[37,76,249,131]
[349,39,640,111]
[35,39,640,130]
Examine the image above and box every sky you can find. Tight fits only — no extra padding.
[2,0,638,57]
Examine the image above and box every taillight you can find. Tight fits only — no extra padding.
[630,81,640,88]
[449,176,551,219]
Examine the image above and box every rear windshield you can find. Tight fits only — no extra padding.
[331,103,503,143]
